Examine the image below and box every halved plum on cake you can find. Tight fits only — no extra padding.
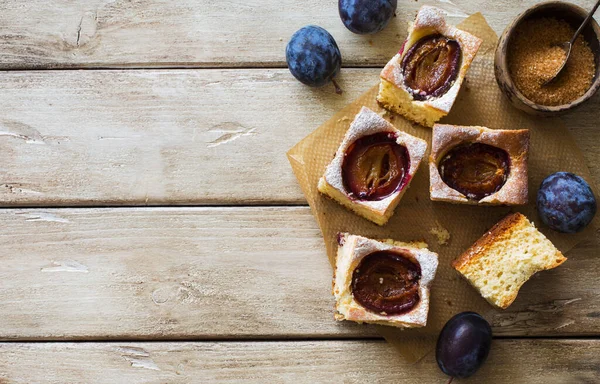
[333,233,438,327]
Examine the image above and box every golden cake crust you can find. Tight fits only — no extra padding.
[429,124,530,205]
[453,213,522,270]
[378,6,483,127]
[333,233,438,328]
[453,213,567,309]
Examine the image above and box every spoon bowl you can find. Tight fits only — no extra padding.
[542,41,571,86]
[543,0,600,85]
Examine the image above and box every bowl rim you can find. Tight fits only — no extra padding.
[497,0,600,113]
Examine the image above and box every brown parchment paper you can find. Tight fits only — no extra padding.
[287,13,598,362]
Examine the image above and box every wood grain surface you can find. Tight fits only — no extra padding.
[0,69,598,206]
[0,207,597,340]
[2,0,600,382]
[0,69,372,205]
[0,0,593,69]
[0,340,598,383]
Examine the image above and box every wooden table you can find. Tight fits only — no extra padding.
[0,1,599,382]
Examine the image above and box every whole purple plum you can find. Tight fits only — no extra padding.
[339,0,398,34]
[537,172,596,233]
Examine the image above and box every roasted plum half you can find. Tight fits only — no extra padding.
[351,250,421,315]
[401,34,461,100]
[342,132,409,201]
[438,143,510,200]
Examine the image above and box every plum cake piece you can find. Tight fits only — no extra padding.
[429,124,529,205]
[453,213,566,309]
[318,107,427,225]
[334,233,439,328]
[377,6,483,127]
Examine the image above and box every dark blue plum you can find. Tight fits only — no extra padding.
[286,26,342,90]
[339,0,398,35]
[436,312,492,380]
[537,172,596,233]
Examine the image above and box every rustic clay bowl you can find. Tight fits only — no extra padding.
[495,1,600,116]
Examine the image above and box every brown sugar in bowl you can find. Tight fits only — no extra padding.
[495,1,600,116]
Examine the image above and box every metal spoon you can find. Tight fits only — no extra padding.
[543,0,600,86]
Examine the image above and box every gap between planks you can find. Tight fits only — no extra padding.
[0,335,599,343]
[0,65,389,72]
[0,203,311,209]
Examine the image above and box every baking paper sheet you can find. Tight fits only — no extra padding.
[287,13,597,362]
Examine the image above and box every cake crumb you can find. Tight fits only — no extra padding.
[337,233,346,246]
[337,116,351,123]
[429,221,450,245]
[379,277,384,284]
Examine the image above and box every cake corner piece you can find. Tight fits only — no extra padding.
[453,212,566,309]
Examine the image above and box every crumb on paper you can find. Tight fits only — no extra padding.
[337,116,351,123]
[378,109,399,121]
[379,277,383,284]
[429,221,451,245]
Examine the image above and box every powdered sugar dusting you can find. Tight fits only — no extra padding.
[334,233,439,327]
[380,6,483,115]
[322,107,427,213]
[430,124,529,205]
[414,5,448,30]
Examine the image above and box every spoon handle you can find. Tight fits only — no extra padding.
[570,0,600,45]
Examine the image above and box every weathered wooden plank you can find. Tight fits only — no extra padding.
[0,69,376,205]
[0,0,594,69]
[0,69,598,206]
[0,207,598,340]
[0,340,598,383]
